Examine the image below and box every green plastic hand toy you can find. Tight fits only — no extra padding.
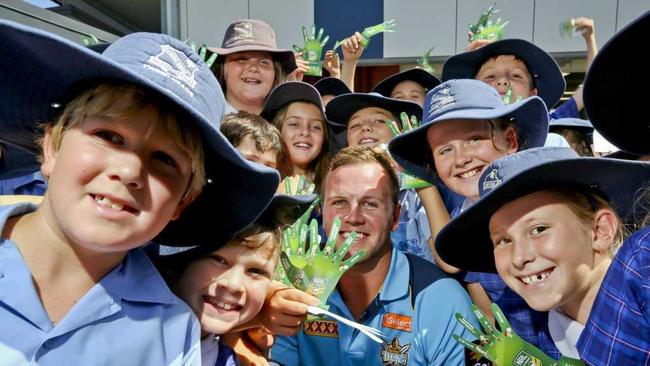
[185,39,218,68]
[416,46,436,74]
[80,34,100,46]
[281,217,365,310]
[333,19,397,50]
[501,86,523,105]
[468,4,509,42]
[293,25,330,77]
[455,303,585,366]
[282,175,316,196]
[386,113,433,190]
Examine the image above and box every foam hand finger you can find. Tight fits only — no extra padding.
[385,119,400,137]
[491,303,513,337]
[340,249,365,271]
[307,219,321,261]
[316,27,324,41]
[399,112,413,131]
[310,24,316,39]
[471,304,499,338]
[455,312,488,343]
[410,114,420,128]
[302,26,309,41]
[333,231,357,263]
[453,335,489,359]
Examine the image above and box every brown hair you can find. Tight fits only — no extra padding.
[550,189,628,256]
[45,83,205,198]
[221,111,283,158]
[325,145,399,207]
[212,54,285,97]
[272,103,330,190]
[552,128,594,157]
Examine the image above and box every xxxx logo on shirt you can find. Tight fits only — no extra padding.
[304,320,339,338]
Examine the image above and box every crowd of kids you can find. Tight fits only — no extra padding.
[1,6,649,366]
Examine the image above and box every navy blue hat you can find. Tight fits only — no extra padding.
[372,68,441,98]
[442,39,566,109]
[0,20,280,248]
[314,77,352,97]
[388,79,548,184]
[260,81,327,123]
[584,11,650,155]
[435,147,650,273]
[325,92,423,129]
[150,193,317,261]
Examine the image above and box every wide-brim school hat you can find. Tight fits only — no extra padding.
[441,39,566,109]
[0,20,280,248]
[325,92,423,130]
[549,118,593,131]
[314,77,352,97]
[388,79,548,184]
[150,193,317,262]
[372,68,442,97]
[208,19,297,75]
[260,81,328,124]
[584,11,650,155]
[435,147,650,273]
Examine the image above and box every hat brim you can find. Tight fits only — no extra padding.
[209,46,297,75]
[441,39,565,109]
[548,118,593,130]
[0,20,280,248]
[435,158,650,273]
[260,82,327,123]
[325,93,423,128]
[584,11,650,155]
[372,68,441,97]
[314,77,352,97]
[389,96,548,184]
[152,193,317,261]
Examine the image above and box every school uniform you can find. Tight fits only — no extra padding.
[201,335,239,366]
[577,226,650,365]
[0,170,46,196]
[270,247,475,366]
[0,203,201,365]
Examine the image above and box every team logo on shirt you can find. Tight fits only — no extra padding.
[380,337,410,366]
[304,320,339,338]
[513,350,542,366]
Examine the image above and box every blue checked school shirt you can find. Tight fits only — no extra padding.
[549,97,578,120]
[0,203,201,365]
[577,226,650,365]
[270,248,477,366]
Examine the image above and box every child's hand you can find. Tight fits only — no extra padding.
[385,113,433,190]
[281,218,365,310]
[286,52,310,81]
[221,330,273,366]
[340,32,365,61]
[574,17,595,39]
[454,303,585,366]
[323,50,341,78]
[260,281,319,336]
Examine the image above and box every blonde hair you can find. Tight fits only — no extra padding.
[550,189,628,256]
[45,83,206,198]
[272,103,330,190]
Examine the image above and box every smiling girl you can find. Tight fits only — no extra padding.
[261,82,329,189]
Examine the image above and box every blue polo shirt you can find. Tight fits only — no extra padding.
[270,248,476,366]
[0,203,200,365]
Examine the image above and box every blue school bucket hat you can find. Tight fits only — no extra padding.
[372,68,441,98]
[325,92,422,130]
[442,39,566,109]
[314,77,352,97]
[388,79,548,184]
[549,118,593,131]
[0,20,280,248]
[584,11,650,155]
[260,81,328,124]
[435,147,650,273]
[150,193,317,261]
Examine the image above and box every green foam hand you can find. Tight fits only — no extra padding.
[281,217,365,311]
[185,39,217,68]
[501,86,523,105]
[293,25,330,76]
[468,3,509,42]
[454,303,585,366]
[416,46,436,75]
[386,113,433,190]
[333,19,396,50]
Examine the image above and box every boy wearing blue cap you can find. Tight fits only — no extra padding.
[388,78,561,357]
[435,147,650,364]
[0,20,279,365]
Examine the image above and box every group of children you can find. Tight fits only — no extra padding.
[0,7,649,366]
